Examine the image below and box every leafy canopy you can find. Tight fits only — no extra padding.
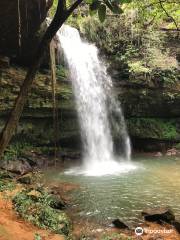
[51,0,179,28]
[125,0,180,29]
[51,0,132,22]
[87,0,129,22]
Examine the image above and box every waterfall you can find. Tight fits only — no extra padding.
[58,25,135,176]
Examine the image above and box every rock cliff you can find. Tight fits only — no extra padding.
[0,0,52,64]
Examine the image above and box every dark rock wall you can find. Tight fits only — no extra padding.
[116,82,180,151]
[0,66,81,150]
[0,0,51,64]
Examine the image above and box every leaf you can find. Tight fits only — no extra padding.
[98,4,107,22]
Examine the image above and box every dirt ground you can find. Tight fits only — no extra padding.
[0,191,64,240]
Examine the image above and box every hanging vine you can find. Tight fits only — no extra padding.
[17,0,22,49]
[50,40,59,165]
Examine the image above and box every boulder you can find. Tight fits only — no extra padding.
[17,174,32,184]
[142,207,175,224]
[172,221,180,233]
[166,148,178,156]
[0,159,32,175]
[111,219,129,229]
[154,152,163,157]
[49,195,66,210]
[21,150,46,167]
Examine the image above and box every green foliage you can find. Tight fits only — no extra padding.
[128,61,151,74]
[50,0,179,28]
[127,118,179,140]
[150,67,179,87]
[3,142,33,161]
[175,143,180,150]
[0,170,13,179]
[34,233,42,240]
[13,189,70,236]
[0,179,15,192]
[50,0,126,22]
[79,11,178,86]
[56,65,68,79]
[126,0,179,29]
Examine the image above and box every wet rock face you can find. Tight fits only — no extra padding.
[0,0,52,64]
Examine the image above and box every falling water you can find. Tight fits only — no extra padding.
[58,25,135,176]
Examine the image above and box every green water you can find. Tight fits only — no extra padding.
[45,156,180,225]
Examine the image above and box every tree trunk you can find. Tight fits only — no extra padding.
[0,0,83,158]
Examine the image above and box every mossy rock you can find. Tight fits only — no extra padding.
[17,174,32,184]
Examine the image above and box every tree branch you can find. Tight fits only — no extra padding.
[160,27,180,31]
[143,0,179,9]
[159,0,179,30]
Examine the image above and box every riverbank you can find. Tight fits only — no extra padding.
[0,172,180,240]
[0,188,65,240]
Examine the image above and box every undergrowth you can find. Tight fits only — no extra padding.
[3,142,33,161]
[0,179,15,192]
[13,188,70,236]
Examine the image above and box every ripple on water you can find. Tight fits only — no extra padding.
[45,157,180,224]
[64,161,139,176]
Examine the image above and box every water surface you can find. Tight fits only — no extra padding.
[45,156,180,225]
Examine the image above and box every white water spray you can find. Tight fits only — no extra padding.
[58,25,135,176]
